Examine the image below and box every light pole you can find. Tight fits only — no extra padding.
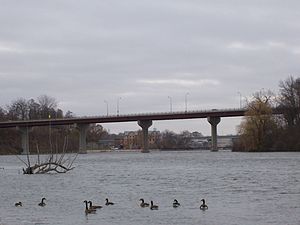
[168,96,172,112]
[117,97,121,116]
[237,92,242,108]
[104,100,108,116]
[185,92,189,112]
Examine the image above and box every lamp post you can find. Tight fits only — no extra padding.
[168,96,172,112]
[237,92,242,108]
[117,97,121,116]
[104,100,108,116]
[185,92,189,112]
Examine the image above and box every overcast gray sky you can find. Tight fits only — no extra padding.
[1,0,300,135]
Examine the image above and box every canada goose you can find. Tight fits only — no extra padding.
[105,198,114,206]
[15,202,22,207]
[88,201,102,209]
[173,199,180,208]
[38,198,46,207]
[139,198,149,207]
[150,201,158,210]
[84,200,96,214]
[200,199,208,210]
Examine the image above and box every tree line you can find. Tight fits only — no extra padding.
[0,95,108,154]
[233,76,300,151]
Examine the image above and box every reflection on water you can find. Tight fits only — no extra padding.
[0,151,299,225]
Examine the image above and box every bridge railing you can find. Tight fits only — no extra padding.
[77,107,246,119]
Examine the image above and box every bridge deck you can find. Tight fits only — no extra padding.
[0,107,282,128]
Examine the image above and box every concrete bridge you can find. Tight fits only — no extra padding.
[0,107,279,154]
[0,108,246,154]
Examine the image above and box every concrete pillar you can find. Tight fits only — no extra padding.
[207,117,221,151]
[77,124,89,154]
[18,127,30,155]
[138,120,152,153]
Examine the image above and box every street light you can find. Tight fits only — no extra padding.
[185,92,189,112]
[168,96,172,112]
[237,92,242,108]
[104,100,108,116]
[117,97,121,116]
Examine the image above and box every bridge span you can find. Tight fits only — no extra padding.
[1,108,272,154]
[0,108,247,154]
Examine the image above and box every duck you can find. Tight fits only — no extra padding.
[173,199,180,208]
[84,200,96,214]
[150,201,158,210]
[139,198,150,207]
[200,199,208,210]
[105,198,114,206]
[38,198,46,207]
[15,202,22,207]
[88,201,102,209]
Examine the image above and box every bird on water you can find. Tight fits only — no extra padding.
[105,198,114,206]
[15,202,22,207]
[150,201,158,210]
[84,200,96,214]
[173,199,180,208]
[139,198,150,207]
[88,201,102,209]
[200,199,208,210]
[38,198,46,207]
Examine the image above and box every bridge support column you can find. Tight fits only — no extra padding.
[77,124,89,154]
[18,127,30,155]
[207,117,220,151]
[138,120,152,153]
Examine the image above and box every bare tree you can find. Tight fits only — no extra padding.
[278,76,300,127]
[37,95,58,119]
[7,98,29,120]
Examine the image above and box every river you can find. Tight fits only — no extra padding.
[0,151,299,225]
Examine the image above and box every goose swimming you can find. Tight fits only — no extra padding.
[173,199,180,208]
[15,202,22,207]
[150,201,158,210]
[200,199,208,210]
[105,198,114,206]
[84,200,96,214]
[88,201,102,209]
[38,198,46,207]
[139,198,149,207]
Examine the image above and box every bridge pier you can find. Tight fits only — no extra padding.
[138,120,152,153]
[77,124,89,154]
[17,127,30,155]
[207,117,220,151]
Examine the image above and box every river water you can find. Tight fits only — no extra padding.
[0,151,299,225]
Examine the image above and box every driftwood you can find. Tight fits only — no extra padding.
[23,162,75,174]
[21,126,78,174]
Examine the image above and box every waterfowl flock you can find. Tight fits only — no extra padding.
[14,197,208,214]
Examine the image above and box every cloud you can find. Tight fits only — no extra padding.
[137,78,220,87]
[0,0,300,135]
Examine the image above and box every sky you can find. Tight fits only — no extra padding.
[0,0,300,135]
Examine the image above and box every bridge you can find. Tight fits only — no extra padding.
[0,107,279,154]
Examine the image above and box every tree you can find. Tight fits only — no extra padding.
[7,98,29,120]
[238,90,279,151]
[177,130,192,149]
[0,107,6,121]
[37,95,57,119]
[159,130,178,149]
[87,124,108,143]
[276,76,300,150]
[278,76,300,127]
[27,99,41,120]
